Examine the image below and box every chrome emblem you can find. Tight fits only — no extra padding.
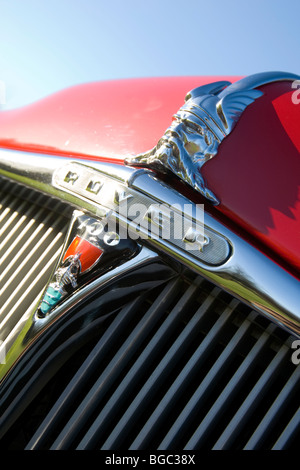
[38,212,138,317]
[40,236,104,315]
[125,72,298,204]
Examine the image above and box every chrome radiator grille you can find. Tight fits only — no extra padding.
[0,178,69,347]
[0,177,299,450]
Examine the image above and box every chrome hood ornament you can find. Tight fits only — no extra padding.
[125,72,299,204]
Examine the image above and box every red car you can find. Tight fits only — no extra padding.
[0,72,299,450]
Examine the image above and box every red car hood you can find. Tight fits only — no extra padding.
[0,76,299,277]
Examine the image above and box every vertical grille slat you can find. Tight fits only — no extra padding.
[1,234,63,312]
[55,277,205,450]
[212,344,291,449]
[0,200,29,239]
[1,205,57,270]
[79,278,209,450]
[26,295,148,450]
[184,323,278,449]
[244,364,300,449]
[0,247,62,342]
[0,178,69,345]
[272,407,300,449]
[100,286,223,450]
[129,297,240,450]
[157,309,259,450]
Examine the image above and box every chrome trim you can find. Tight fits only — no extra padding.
[0,148,300,342]
[125,71,300,204]
[131,173,300,337]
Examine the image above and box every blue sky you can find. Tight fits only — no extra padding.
[1,0,299,109]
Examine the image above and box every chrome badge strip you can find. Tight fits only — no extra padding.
[0,148,300,340]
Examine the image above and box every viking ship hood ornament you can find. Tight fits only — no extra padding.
[125,71,299,204]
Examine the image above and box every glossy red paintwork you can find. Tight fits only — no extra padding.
[202,81,300,274]
[0,76,299,276]
[0,77,239,161]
